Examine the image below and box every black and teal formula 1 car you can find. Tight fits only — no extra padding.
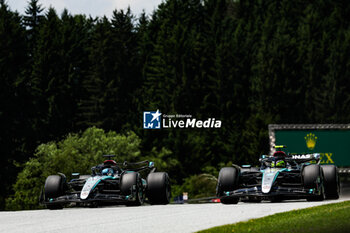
[40,155,171,209]
[217,146,340,204]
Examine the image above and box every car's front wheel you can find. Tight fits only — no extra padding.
[217,167,239,204]
[44,175,65,209]
[303,165,325,201]
[321,165,340,199]
[121,172,144,206]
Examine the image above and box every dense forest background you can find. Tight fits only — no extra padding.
[1,0,350,210]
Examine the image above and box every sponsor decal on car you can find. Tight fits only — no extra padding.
[292,154,312,159]
[80,191,89,199]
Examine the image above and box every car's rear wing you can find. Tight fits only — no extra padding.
[117,160,156,172]
[259,153,321,165]
[286,153,321,164]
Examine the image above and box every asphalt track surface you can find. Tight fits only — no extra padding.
[1,196,349,233]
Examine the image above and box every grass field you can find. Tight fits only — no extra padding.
[198,201,350,233]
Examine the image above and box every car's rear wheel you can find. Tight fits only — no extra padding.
[217,167,239,204]
[121,172,144,206]
[303,165,325,201]
[321,165,340,199]
[44,175,65,209]
[147,172,171,205]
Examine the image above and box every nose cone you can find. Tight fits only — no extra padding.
[80,176,101,199]
[80,191,89,199]
[262,168,278,193]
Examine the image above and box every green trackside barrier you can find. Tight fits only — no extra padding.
[269,125,350,167]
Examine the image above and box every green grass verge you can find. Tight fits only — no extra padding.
[198,201,350,233]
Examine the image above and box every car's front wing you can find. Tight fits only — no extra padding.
[221,186,320,200]
[41,192,137,205]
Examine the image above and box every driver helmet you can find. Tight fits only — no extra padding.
[271,159,286,168]
[102,168,114,176]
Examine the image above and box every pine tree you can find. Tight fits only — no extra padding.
[23,0,44,53]
[0,0,28,209]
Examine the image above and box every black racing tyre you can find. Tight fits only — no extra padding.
[121,172,144,206]
[303,165,325,201]
[217,167,239,204]
[44,175,64,209]
[321,165,340,199]
[147,172,171,205]
[217,167,238,196]
[303,164,321,189]
[45,175,64,198]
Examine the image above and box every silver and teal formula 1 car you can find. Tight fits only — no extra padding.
[217,146,340,204]
[40,155,171,209]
